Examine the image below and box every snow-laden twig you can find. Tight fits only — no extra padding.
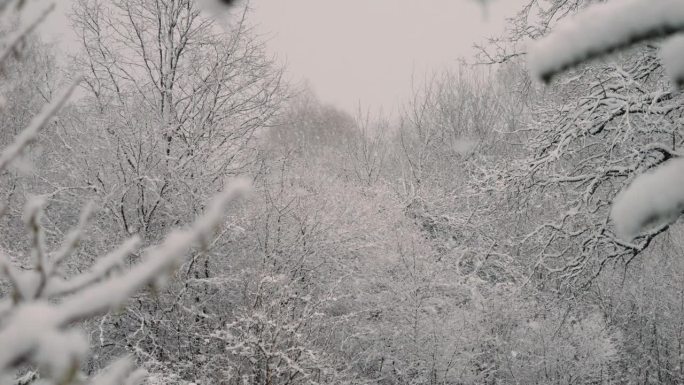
[49,201,95,273]
[0,77,81,172]
[89,357,147,385]
[0,178,250,380]
[0,3,56,65]
[56,177,250,324]
[660,34,684,86]
[45,236,141,297]
[611,157,684,241]
[529,0,684,83]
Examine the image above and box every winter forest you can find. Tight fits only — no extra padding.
[3,0,684,384]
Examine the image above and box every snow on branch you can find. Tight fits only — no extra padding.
[89,357,148,385]
[0,0,250,381]
[0,2,56,65]
[56,177,250,324]
[0,77,81,172]
[0,178,250,382]
[44,236,141,297]
[529,0,684,245]
[528,0,684,83]
[661,34,684,86]
[611,158,684,241]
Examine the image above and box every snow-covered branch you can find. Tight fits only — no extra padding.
[0,78,81,172]
[611,158,684,241]
[0,3,56,65]
[0,178,249,382]
[529,0,684,83]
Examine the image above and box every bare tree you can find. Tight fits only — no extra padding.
[65,0,284,239]
[345,108,389,187]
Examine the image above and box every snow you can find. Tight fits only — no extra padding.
[51,201,96,268]
[0,78,81,172]
[34,330,88,381]
[528,0,684,83]
[196,0,238,17]
[661,34,684,86]
[0,250,41,301]
[23,195,47,226]
[0,303,62,375]
[57,178,250,324]
[453,138,477,156]
[45,236,141,297]
[90,357,137,385]
[124,369,149,385]
[0,3,56,64]
[611,158,684,241]
[0,178,249,381]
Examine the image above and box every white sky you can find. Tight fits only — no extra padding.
[32,0,525,114]
[250,0,525,113]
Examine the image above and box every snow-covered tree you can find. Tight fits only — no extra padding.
[0,1,252,384]
[529,0,684,244]
[66,0,284,240]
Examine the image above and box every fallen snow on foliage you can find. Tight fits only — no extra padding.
[528,0,684,82]
[611,158,684,241]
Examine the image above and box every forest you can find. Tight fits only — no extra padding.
[1,0,684,384]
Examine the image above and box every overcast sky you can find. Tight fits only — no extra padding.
[251,0,524,114]
[34,0,525,114]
